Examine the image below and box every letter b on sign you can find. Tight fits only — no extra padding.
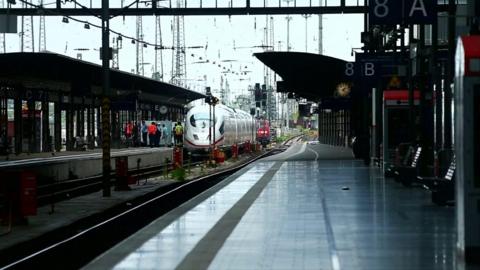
[345,62,375,77]
[364,63,375,76]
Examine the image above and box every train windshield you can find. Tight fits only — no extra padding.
[190,113,213,128]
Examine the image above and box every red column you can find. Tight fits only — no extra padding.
[173,146,183,169]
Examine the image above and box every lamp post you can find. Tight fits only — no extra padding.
[212,99,216,153]
[302,14,311,52]
[204,87,219,164]
[211,96,219,162]
[205,87,213,164]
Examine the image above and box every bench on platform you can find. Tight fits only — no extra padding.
[418,156,455,206]
[385,142,413,178]
[74,137,87,151]
[393,146,422,187]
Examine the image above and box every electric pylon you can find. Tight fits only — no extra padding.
[154,15,164,81]
[20,1,35,52]
[262,15,276,121]
[38,0,46,52]
[171,0,186,87]
[302,14,311,52]
[135,15,144,76]
[318,14,323,54]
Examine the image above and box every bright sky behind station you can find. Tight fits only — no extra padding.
[2,1,364,102]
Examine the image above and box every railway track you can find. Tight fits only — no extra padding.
[36,135,303,206]
[36,160,204,206]
[0,136,302,269]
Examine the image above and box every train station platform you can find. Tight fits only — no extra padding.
[0,147,175,185]
[85,143,455,270]
[0,150,261,267]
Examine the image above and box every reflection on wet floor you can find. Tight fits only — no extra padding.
[88,157,455,270]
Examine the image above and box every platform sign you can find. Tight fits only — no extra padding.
[369,0,436,25]
[347,52,405,87]
[369,0,402,25]
[344,61,377,79]
[357,53,403,76]
[405,0,436,24]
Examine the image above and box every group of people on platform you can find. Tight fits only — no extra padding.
[124,120,183,147]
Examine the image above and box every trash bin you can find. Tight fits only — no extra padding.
[115,156,130,190]
[20,171,37,216]
[0,171,37,225]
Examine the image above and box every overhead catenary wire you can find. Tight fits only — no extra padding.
[14,0,182,49]
[11,0,254,78]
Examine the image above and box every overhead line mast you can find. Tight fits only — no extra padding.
[38,0,46,51]
[154,15,164,81]
[171,0,186,87]
[20,0,34,52]
[135,15,144,76]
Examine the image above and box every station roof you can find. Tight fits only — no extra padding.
[0,52,205,106]
[254,51,348,101]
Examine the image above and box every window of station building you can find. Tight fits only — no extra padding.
[7,99,14,121]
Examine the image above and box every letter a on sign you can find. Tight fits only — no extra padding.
[405,0,435,24]
[409,0,427,17]
[369,0,435,25]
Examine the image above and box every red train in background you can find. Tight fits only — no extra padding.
[256,118,271,147]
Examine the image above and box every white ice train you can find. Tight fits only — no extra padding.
[184,104,256,151]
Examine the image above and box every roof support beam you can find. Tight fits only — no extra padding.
[0,5,450,16]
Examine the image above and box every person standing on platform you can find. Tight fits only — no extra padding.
[132,121,139,147]
[141,120,148,146]
[155,123,162,147]
[174,121,184,146]
[161,124,169,146]
[173,122,178,143]
[125,121,133,147]
[148,122,157,148]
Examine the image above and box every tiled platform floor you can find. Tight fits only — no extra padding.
[86,144,455,270]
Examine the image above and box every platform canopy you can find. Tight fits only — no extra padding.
[0,52,205,106]
[254,51,349,101]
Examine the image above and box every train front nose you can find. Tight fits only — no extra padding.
[186,129,211,148]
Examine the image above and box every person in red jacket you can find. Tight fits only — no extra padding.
[148,122,157,147]
[125,121,134,147]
